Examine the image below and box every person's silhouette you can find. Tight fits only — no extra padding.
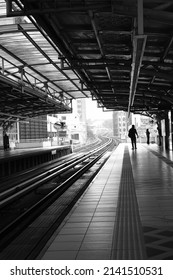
[146,129,150,145]
[128,125,139,149]
[3,133,9,150]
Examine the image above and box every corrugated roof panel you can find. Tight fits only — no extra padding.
[0,4,91,103]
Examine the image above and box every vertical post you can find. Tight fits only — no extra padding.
[19,66,25,93]
[165,113,169,150]
[17,118,20,144]
[44,82,48,95]
[21,68,24,84]
[6,0,12,16]
[171,110,173,150]
[2,58,5,75]
[168,110,173,150]
[137,0,144,35]
[60,58,64,69]
[80,81,84,91]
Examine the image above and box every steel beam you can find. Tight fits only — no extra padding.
[128,37,146,109]
[138,0,144,35]
[128,0,147,117]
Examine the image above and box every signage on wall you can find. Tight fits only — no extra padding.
[59,130,67,137]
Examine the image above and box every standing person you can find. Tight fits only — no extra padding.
[128,125,139,149]
[3,132,9,151]
[146,128,150,145]
[157,126,162,146]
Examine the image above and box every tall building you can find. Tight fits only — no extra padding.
[131,114,157,143]
[57,99,87,145]
[76,99,87,123]
[69,99,87,144]
[19,116,47,142]
[113,111,129,141]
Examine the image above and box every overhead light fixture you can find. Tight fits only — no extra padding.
[128,35,147,116]
[128,0,147,117]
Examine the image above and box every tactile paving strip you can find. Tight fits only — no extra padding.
[143,226,173,259]
[111,146,147,259]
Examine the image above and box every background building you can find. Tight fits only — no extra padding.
[131,114,157,144]
[113,111,129,142]
[113,111,158,144]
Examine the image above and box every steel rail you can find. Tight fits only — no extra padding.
[0,139,111,208]
[0,138,114,249]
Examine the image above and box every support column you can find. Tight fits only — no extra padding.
[169,110,173,150]
[161,113,170,150]
[0,126,4,149]
[165,113,170,150]
[138,0,144,35]
[157,121,162,146]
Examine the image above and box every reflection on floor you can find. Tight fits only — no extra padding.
[39,143,173,260]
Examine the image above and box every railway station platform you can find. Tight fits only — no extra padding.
[38,143,173,260]
[0,145,72,177]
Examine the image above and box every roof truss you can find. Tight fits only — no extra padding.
[3,0,173,119]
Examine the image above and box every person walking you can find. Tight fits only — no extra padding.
[3,132,9,151]
[146,128,150,145]
[128,125,139,149]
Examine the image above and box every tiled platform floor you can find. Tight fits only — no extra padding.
[39,143,173,260]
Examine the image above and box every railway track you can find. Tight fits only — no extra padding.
[0,137,109,209]
[0,137,116,259]
[0,137,101,191]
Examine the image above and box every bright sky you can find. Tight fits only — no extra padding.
[86,98,112,120]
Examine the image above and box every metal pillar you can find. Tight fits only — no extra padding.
[137,0,144,35]
[165,113,170,150]
[168,110,173,150]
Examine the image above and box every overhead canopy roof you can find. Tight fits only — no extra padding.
[0,0,91,125]
[2,0,173,121]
